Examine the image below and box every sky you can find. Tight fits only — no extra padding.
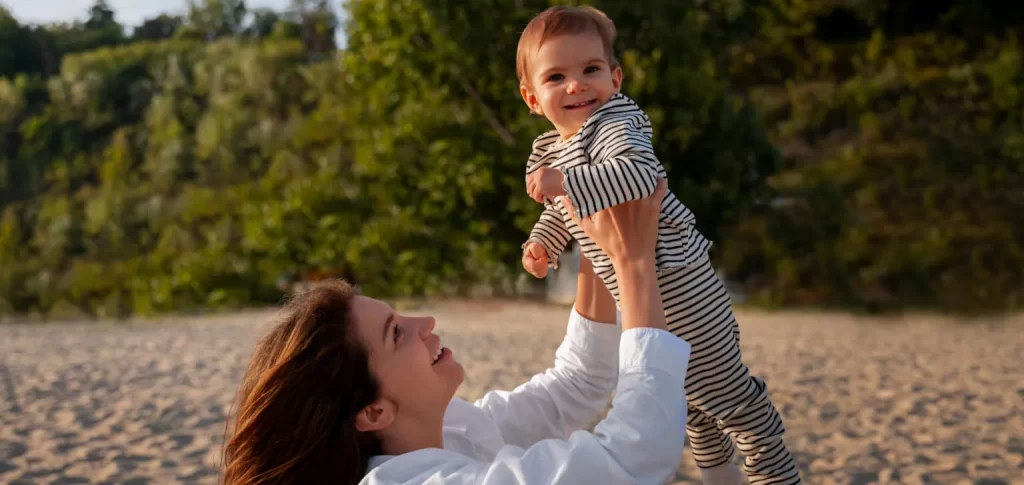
[3,0,292,26]
[1,0,346,44]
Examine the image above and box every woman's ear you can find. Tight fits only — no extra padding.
[521,84,543,116]
[355,399,396,433]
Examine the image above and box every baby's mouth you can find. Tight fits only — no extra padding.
[564,99,597,110]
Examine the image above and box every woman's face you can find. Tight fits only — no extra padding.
[352,296,464,427]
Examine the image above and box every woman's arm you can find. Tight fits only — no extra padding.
[562,179,669,336]
[471,253,620,448]
[573,254,618,323]
[367,183,690,485]
[470,173,671,449]
[364,329,691,485]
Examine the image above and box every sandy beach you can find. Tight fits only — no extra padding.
[1,300,1022,484]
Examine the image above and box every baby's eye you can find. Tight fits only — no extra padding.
[585,65,601,74]
[547,73,564,82]
[393,324,401,343]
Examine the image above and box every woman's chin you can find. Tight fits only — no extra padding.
[442,358,466,396]
[431,346,463,375]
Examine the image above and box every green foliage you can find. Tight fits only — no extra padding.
[0,37,324,316]
[337,0,778,297]
[0,8,46,78]
[186,0,249,40]
[717,1,1024,312]
[132,15,184,41]
[0,0,1019,317]
[0,2,126,79]
[86,0,118,30]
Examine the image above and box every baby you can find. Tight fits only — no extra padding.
[517,6,802,485]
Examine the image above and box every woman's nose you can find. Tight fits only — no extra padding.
[416,316,436,337]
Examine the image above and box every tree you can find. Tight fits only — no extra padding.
[246,8,279,38]
[186,0,248,41]
[2,0,1019,317]
[0,8,47,77]
[132,14,183,41]
[86,0,118,30]
[717,0,1024,311]
[289,0,336,56]
[335,0,778,295]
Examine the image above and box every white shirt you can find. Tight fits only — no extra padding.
[362,309,692,485]
[525,93,712,274]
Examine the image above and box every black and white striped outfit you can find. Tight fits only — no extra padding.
[525,93,802,484]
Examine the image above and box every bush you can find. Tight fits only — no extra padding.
[718,2,1024,312]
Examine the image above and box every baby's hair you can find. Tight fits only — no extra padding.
[516,5,619,88]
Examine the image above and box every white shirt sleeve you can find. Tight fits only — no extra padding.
[472,308,620,448]
[362,327,692,485]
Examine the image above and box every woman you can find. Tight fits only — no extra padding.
[222,179,692,484]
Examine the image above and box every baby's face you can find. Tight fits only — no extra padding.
[522,31,622,139]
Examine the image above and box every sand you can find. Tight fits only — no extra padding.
[1,300,1022,484]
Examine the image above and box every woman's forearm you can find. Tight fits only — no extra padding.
[613,259,666,333]
[574,255,617,324]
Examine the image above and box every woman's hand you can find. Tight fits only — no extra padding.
[561,179,667,271]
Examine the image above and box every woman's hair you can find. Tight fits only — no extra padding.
[222,280,382,485]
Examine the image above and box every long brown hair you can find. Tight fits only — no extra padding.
[222,280,382,485]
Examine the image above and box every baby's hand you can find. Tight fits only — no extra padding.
[522,241,549,278]
[526,167,567,204]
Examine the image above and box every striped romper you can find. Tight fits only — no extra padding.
[524,93,801,484]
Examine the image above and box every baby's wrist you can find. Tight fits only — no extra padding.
[522,239,547,255]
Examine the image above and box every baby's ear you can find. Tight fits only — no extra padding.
[520,84,543,116]
[611,66,623,92]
